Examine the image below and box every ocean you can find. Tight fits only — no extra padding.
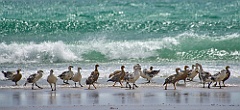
[0,0,240,87]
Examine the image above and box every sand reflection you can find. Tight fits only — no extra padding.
[48,91,57,105]
[165,90,231,104]
[113,92,141,104]
[87,91,99,104]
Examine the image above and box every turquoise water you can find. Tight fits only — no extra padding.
[0,0,240,83]
[1,0,240,63]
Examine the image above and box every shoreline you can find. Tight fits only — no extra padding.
[0,84,240,110]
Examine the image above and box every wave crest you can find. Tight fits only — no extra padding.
[0,41,78,63]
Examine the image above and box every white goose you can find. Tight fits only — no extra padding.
[195,63,212,88]
[24,70,44,89]
[187,65,199,81]
[72,67,83,87]
[124,64,142,89]
[47,69,58,91]
[209,66,228,89]
[218,66,231,87]
[142,66,160,83]
[58,66,74,84]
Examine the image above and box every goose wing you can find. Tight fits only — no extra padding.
[2,71,14,79]
[109,70,121,78]
[12,73,22,82]
[86,75,94,85]
[27,73,37,83]
[147,70,160,77]
[108,72,122,82]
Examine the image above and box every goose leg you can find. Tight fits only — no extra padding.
[49,83,53,91]
[127,82,131,89]
[79,81,83,87]
[92,84,96,89]
[219,82,222,89]
[208,82,212,89]
[15,82,18,86]
[213,82,217,87]
[125,82,129,88]
[164,84,168,90]
[35,83,43,89]
[32,83,35,89]
[173,83,176,90]
[54,83,57,91]
[147,80,150,83]
[223,81,226,87]
[133,83,138,88]
[119,81,123,87]
[75,82,77,88]
[112,82,116,86]
[64,80,69,84]
[88,85,90,89]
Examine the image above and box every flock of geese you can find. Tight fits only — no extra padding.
[1,63,231,91]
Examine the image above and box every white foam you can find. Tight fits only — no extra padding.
[75,37,179,60]
[0,41,78,63]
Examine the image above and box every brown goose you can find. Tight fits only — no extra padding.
[11,69,22,86]
[86,64,99,89]
[107,65,125,87]
[163,68,181,90]
[221,66,231,86]
[2,69,22,86]
[177,65,189,84]
[90,64,100,83]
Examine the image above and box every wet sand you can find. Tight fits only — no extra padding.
[0,84,240,110]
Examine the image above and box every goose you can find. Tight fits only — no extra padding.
[187,65,199,81]
[213,66,230,87]
[47,69,58,91]
[124,64,142,89]
[90,64,100,83]
[2,69,22,85]
[107,65,125,87]
[142,66,160,83]
[208,68,227,89]
[86,64,99,89]
[24,70,43,89]
[2,70,15,79]
[11,69,22,86]
[163,68,181,90]
[220,66,231,87]
[72,67,83,87]
[58,66,74,84]
[177,65,189,84]
[195,63,212,88]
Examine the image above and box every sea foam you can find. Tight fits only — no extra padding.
[0,41,78,63]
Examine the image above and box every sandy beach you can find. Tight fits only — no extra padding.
[0,79,240,110]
